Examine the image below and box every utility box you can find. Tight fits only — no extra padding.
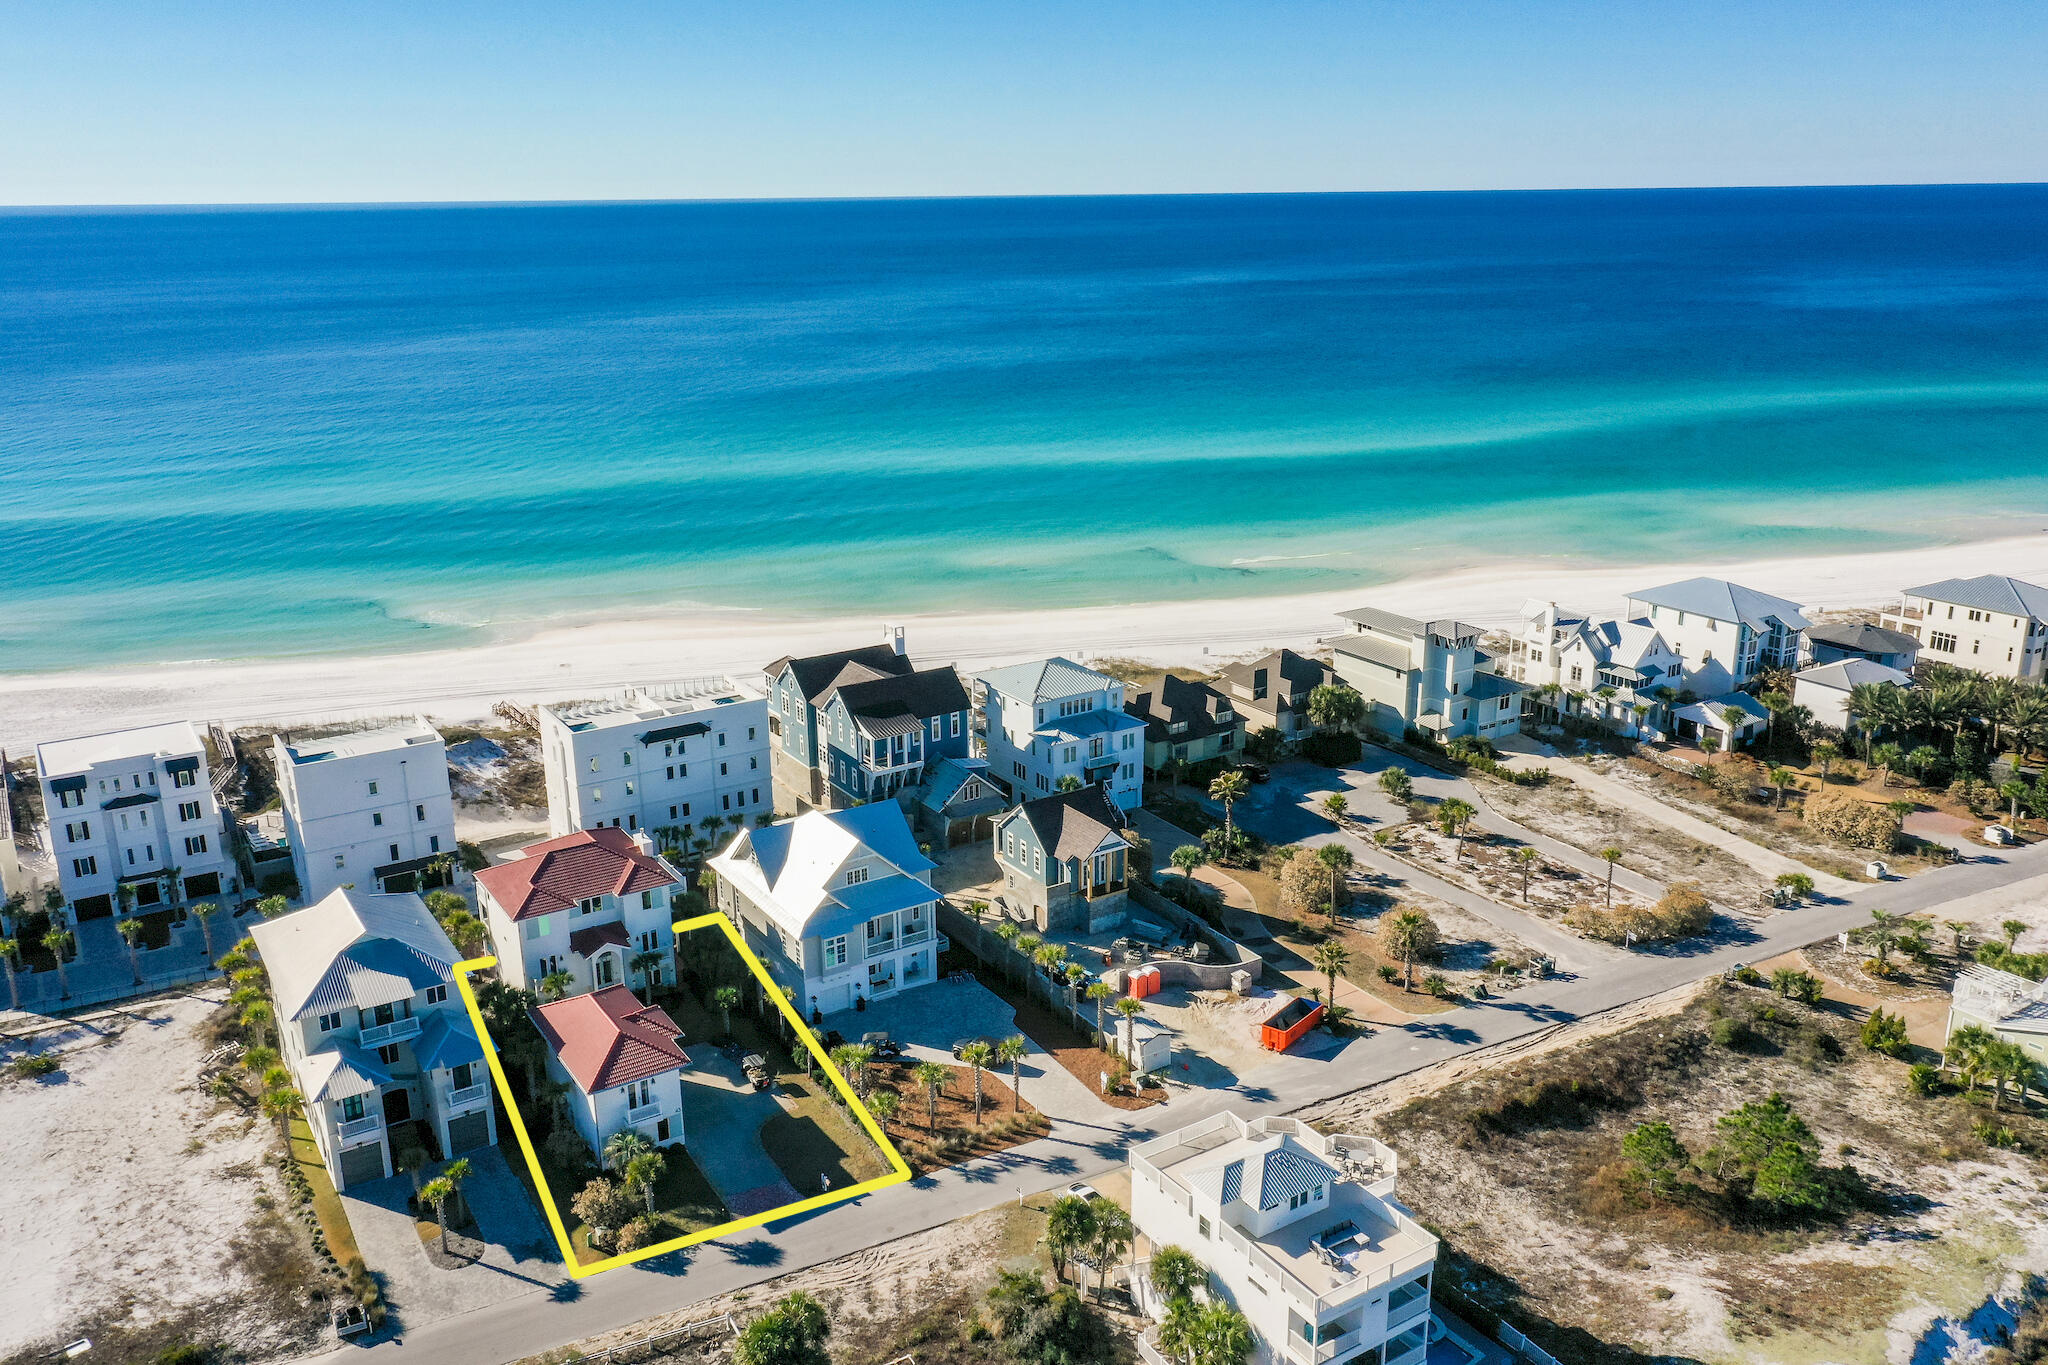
[1116,1018,1172,1073]
[1230,969,1252,995]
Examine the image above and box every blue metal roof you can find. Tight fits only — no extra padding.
[413,1009,485,1073]
[810,873,937,940]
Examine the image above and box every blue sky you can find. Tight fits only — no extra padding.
[4,1,2044,204]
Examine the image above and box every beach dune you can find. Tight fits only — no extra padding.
[3,532,2045,751]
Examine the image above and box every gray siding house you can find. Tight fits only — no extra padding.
[993,786,1133,934]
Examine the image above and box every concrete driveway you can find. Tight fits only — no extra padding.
[825,975,1118,1123]
[678,1048,799,1216]
[339,1147,565,1335]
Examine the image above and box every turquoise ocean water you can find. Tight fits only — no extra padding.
[3,186,2047,673]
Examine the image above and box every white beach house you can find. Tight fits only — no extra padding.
[250,887,497,1190]
[275,719,459,905]
[1623,578,1809,694]
[1792,658,1915,736]
[1881,575,2048,681]
[1328,606,1522,742]
[530,984,692,1155]
[707,803,942,1019]
[539,679,772,842]
[1509,600,1684,739]
[474,827,682,998]
[1130,1112,1438,1365]
[972,656,1145,810]
[37,720,237,926]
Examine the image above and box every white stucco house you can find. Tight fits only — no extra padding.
[1881,575,2048,681]
[275,719,459,905]
[1792,658,1915,736]
[1130,1113,1438,1365]
[474,827,682,998]
[1623,578,1809,695]
[1328,606,1522,742]
[972,656,1145,810]
[250,888,497,1190]
[539,678,772,840]
[707,803,942,1019]
[530,984,692,1155]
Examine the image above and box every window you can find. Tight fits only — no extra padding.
[184,834,208,856]
[387,842,400,861]
[367,780,379,796]
[1929,630,1958,652]
[930,718,942,741]
[1063,746,1077,764]
[172,769,196,789]
[950,713,961,737]
[178,801,201,821]
[846,866,870,885]
[1198,1216,1211,1240]
[71,856,97,877]
[719,761,729,776]
[577,895,601,915]
[65,821,89,842]
[429,834,442,852]
[318,1011,342,1032]
[752,787,762,804]
[341,1095,365,1122]
[622,750,633,766]
[424,984,448,1005]
[823,935,849,968]
[748,755,758,770]
[372,812,384,827]
[415,804,426,821]
[451,1062,475,1090]
[376,1043,401,1065]
[624,781,635,796]
[1033,850,1043,874]
[333,854,346,869]
[1014,761,1027,780]
[718,732,727,747]
[58,788,84,809]
[721,793,732,811]
[747,726,757,741]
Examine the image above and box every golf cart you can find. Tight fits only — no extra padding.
[741,1053,773,1091]
[862,1030,903,1060]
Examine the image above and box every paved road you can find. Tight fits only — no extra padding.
[308,799,2048,1365]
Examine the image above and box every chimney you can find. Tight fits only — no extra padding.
[631,830,655,857]
[884,625,907,657]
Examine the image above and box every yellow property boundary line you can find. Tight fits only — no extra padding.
[454,910,911,1277]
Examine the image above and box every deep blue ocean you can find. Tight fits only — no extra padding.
[4,186,2047,673]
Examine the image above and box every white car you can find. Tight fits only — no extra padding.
[1063,1182,1101,1203]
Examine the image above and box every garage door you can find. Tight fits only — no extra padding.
[338,1142,387,1189]
[447,1110,491,1154]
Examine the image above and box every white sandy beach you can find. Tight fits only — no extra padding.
[4,532,2047,750]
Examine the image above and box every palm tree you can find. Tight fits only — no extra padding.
[1169,843,1207,890]
[256,895,292,920]
[996,1034,1028,1110]
[241,1043,278,1075]
[1862,910,1903,969]
[191,900,220,966]
[441,1156,474,1225]
[714,985,740,1038]
[912,1060,948,1132]
[261,1064,293,1093]
[1381,909,1430,990]
[1598,847,1623,906]
[1311,942,1349,1008]
[262,1085,302,1143]
[1946,1024,1997,1094]
[1088,1202,1135,1299]
[117,917,146,983]
[0,937,19,1012]
[831,1042,875,1097]
[992,920,1021,982]
[625,1150,665,1214]
[1150,1244,1206,1303]
[241,1000,274,1047]
[1208,771,1250,850]
[420,1176,457,1252]
[1758,690,1790,750]
[1813,741,1839,784]
[1186,1301,1256,1365]
[865,1089,900,1130]
[1513,846,1540,902]
[1112,995,1145,1064]
[1435,798,1476,858]
[395,1142,430,1199]
[2000,780,2030,827]
[1046,1194,1097,1283]
[1315,843,1354,924]
[1984,1040,2032,1112]
[1377,768,1412,803]
[1943,920,1972,959]
[604,1129,653,1175]
[629,950,665,1000]
[1765,766,1795,809]
[539,969,574,1001]
[1321,792,1348,824]
[42,927,74,999]
[959,1040,995,1124]
[1870,742,1904,788]
[1085,979,1116,1044]
[2003,919,2027,950]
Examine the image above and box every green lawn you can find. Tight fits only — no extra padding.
[285,1115,363,1267]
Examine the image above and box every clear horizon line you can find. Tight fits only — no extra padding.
[4,178,2046,213]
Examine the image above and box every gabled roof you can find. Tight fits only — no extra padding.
[1218,648,1334,697]
[707,804,937,941]
[1336,605,1424,637]
[474,827,678,922]
[1186,1134,1340,1212]
[297,1038,396,1103]
[1675,692,1770,731]
[1805,621,1922,656]
[975,656,1117,705]
[768,644,914,705]
[1125,675,1241,744]
[1627,577,1810,631]
[1903,575,2048,621]
[1794,659,1914,693]
[920,756,1002,814]
[250,888,458,1021]
[829,667,970,731]
[531,986,691,1093]
[1572,618,1674,672]
[413,1009,486,1073]
[1000,786,1131,867]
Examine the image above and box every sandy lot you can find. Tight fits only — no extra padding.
[0,992,324,1364]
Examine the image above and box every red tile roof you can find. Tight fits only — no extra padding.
[530,986,691,1092]
[474,826,677,922]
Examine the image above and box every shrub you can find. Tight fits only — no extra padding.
[1377,964,1399,983]
[1770,968,1824,1005]
[1805,789,1903,851]
[1709,1017,1753,1049]
[1973,1119,2023,1149]
[614,1217,657,1252]
[1860,1008,1910,1057]
[155,1347,209,1365]
[1706,754,1765,802]
[1566,882,1713,944]
[9,1055,59,1079]
[1731,965,1764,986]
[1278,854,1347,920]
[1907,1062,1943,1096]
[1301,730,1363,767]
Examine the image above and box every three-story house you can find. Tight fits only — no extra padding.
[972,656,1145,809]
[475,827,682,998]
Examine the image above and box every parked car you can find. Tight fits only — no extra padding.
[1235,761,1270,783]
[741,1053,772,1091]
[862,1031,902,1060]
[952,1034,1001,1059]
[1063,1181,1101,1203]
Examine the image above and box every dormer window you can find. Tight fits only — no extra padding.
[845,866,870,886]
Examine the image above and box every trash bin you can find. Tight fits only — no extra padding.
[1230,969,1252,996]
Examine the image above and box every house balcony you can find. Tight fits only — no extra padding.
[1285,1326,1364,1364]
[1389,1293,1431,1330]
[337,1113,383,1141]
[359,1016,422,1048]
[445,1082,489,1109]
[899,921,932,946]
[626,1100,665,1126]
[1085,879,1127,899]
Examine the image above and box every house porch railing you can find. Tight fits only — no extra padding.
[360,1015,422,1047]
[626,1100,665,1126]
[337,1113,383,1141]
